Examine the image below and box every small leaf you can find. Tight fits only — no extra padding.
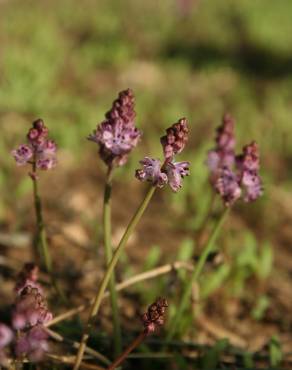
[269,336,282,367]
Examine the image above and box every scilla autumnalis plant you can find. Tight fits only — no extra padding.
[167,114,263,340]
[12,120,57,281]
[88,89,142,355]
[73,90,190,369]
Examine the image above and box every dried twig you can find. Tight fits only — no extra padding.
[45,328,111,366]
[47,353,106,370]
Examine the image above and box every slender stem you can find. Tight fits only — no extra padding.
[167,207,230,340]
[73,185,156,370]
[32,172,52,273]
[103,167,121,356]
[107,331,146,370]
[31,166,65,301]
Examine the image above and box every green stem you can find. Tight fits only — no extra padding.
[32,167,66,302]
[167,207,230,340]
[32,175,52,274]
[73,185,156,370]
[103,167,121,356]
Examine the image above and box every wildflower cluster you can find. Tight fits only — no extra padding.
[141,297,168,335]
[13,263,52,362]
[136,118,190,192]
[8,90,265,369]
[88,89,141,167]
[207,114,263,206]
[12,119,57,176]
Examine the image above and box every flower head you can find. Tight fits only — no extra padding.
[165,161,190,192]
[206,114,235,176]
[15,325,49,362]
[141,297,168,335]
[12,286,52,330]
[136,118,190,192]
[12,264,52,362]
[88,89,141,167]
[236,141,260,172]
[207,115,263,206]
[215,167,242,206]
[12,119,57,174]
[160,118,189,160]
[236,141,263,202]
[135,157,168,188]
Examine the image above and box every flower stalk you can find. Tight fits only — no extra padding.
[167,207,230,340]
[107,331,146,370]
[73,185,156,370]
[103,167,121,356]
[32,172,52,274]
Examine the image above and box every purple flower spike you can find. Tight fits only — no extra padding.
[135,157,168,188]
[12,286,52,330]
[207,114,236,175]
[88,89,141,167]
[13,264,52,332]
[160,118,189,160]
[12,119,57,174]
[165,161,190,192]
[236,141,260,172]
[241,171,262,202]
[237,141,263,202]
[215,167,242,206]
[11,264,52,363]
[207,115,263,206]
[136,116,190,192]
[141,297,168,335]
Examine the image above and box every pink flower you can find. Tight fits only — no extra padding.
[165,161,190,192]
[11,144,33,166]
[135,158,168,188]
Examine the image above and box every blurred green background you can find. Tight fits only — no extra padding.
[1,0,292,367]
